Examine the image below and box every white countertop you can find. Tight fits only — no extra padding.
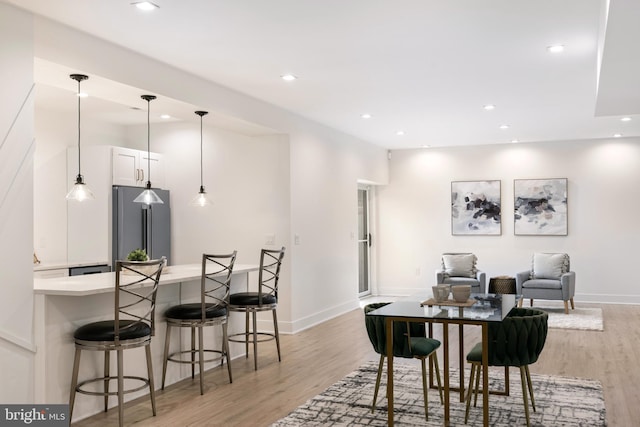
[34,263,259,296]
[34,260,109,272]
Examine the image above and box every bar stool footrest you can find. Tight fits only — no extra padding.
[75,375,150,397]
[228,331,277,344]
[167,349,226,366]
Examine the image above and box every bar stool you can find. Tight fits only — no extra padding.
[69,257,165,427]
[161,252,236,395]
[228,247,285,370]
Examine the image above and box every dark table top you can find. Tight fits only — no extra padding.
[366,291,519,323]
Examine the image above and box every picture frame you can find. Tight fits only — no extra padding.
[451,180,501,235]
[514,178,568,235]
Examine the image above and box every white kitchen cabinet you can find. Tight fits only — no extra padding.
[112,147,164,188]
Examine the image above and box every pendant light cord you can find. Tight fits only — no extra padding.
[140,95,157,189]
[76,78,81,179]
[147,98,151,186]
[200,114,204,189]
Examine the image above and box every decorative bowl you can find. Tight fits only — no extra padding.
[432,284,450,302]
[451,285,471,303]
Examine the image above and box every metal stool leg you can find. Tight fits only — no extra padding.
[103,350,110,412]
[252,310,258,370]
[161,323,171,389]
[223,322,233,383]
[117,348,124,427]
[69,347,82,423]
[145,344,157,416]
[198,325,205,395]
[272,308,281,362]
[190,326,196,379]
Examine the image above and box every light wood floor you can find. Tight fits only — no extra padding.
[72,302,638,426]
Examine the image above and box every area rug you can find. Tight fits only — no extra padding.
[272,361,606,426]
[520,300,604,331]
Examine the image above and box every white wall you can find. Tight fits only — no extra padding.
[0,2,36,403]
[376,139,640,304]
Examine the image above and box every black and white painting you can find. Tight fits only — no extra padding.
[514,178,568,235]
[451,180,501,235]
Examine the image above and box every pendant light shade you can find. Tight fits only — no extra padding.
[134,95,164,204]
[66,74,95,202]
[190,111,212,207]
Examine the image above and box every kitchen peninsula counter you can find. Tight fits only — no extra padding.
[33,263,259,422]
[34,263,259,296]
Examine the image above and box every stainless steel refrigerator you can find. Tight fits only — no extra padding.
[112,185,171,268]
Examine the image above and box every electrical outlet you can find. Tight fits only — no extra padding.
[294,234,301,245]
[265,234,275,245]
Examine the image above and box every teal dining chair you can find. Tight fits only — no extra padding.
[464,307,548,427]
[364,302,443,421]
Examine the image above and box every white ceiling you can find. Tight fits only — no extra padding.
[8,0,640,149]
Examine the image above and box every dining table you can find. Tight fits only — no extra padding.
[366,291,520,427]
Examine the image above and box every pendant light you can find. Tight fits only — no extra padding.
[65,74,95,202]
[134,95,164,204]
[190,111,212,207]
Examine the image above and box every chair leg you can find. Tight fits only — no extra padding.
[420,358,429,421]
[473,363,481,407]
[103,350,110,412]
[432,353,443,404]
[198,325,205,395]
[222,322,233,383]
[145,344,157,416]
[520,366,531,427]
[252,310,258,370]
[190,326,196,379]
[464,362,477,424]
[504,366,510,396]
[117,348,124,427]
[161,323,171,390]
[529,298,534,307]
[69,347,82,423]
[518,299,523,308]
[524,365,536,412]
[272,308,281,362]
[371,355,385,413]
[570,298,575,310]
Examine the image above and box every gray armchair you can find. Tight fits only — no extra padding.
[435,253,486,294]
[516,253,576,314]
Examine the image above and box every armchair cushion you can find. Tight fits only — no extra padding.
[442,253,477,278]
[531,253,569,280]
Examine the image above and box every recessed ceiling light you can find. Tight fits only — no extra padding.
[483,104,496,111]
[361,113,372,119]
[77,92,88,98]
[547,45,564,53]
[511,139,519,143]
[613,133,622,138]
[396,130,405,136]
[281,74,297,81]
[499,124,509,130]
[620,117,632,122]
[160,114,171,119]
[421,145,431,149]
[132,1,159,11]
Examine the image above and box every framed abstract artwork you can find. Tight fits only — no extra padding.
[451,180,501,235]
[514,178,568,235]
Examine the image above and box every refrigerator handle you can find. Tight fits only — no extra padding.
[142,205,149,254]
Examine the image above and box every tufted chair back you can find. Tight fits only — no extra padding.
[364,302,426,358]
[486,307,548,367]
